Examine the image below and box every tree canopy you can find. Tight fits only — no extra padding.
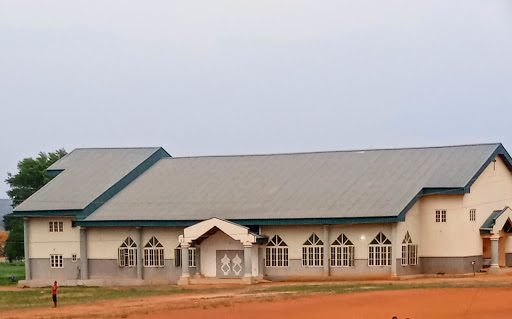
[4,149,67,261]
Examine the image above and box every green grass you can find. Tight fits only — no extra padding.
[256,280,512,295]
[0,261,25,286]
[0,286,191,311]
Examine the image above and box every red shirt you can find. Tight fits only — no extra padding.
[52,285,57,295]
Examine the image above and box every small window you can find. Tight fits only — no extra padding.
[470,209,476,222]
[50,255,63,268]
[265,235,289,268]
[49,221,64,233]
[71,254,77,262]
[71,220,77,228]
[435,210,446,223]
[189,247,196,267]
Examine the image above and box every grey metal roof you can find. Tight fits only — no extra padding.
[85,143,503,222]
[14,148,161,212]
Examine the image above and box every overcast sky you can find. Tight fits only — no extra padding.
[1,1,512,197]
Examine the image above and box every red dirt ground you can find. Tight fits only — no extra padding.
[4,275,512,319]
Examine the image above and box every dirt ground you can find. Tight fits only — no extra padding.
[3,274,512,319]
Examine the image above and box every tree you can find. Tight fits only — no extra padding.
[0,232,7,257]
[4,149,67,261]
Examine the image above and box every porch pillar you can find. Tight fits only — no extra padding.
[258,246,264,279]
[243,242,253,283]
[178,243,190,285]
[23,218,31,281]
[135,227,142,280]
[323,225,330,277]
[79,227,88,280]
[391,223,398,277]
[489,234,500,273]
[195,247,201,277]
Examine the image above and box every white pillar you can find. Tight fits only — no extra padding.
[79,227,88,280]
[258,246,264,280]
[391,223,398,277]
[243,242,253,283]
[135,227,142,280]
[178,243,190,285]
[23,218,31,281]
[490,234,500,268]
[323,225,330,277]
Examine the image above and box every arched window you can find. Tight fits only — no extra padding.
[143,236,164,267]
[401,231,418,266]
[265,235,289,267]
[331,233,354,267]
[302,234,324,267]
[368,232,392,266]
[118,237,137,267]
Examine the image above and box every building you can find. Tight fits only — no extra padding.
[13,143,512,286]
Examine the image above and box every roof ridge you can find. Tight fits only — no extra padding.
[73,147,161,150]
[160,143,502,160]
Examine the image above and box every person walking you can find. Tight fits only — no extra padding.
[52,281,58,308]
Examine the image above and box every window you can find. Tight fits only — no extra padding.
[401,232,418,266]
[435,210,446,223]
[302,234,324,267]
[331,233,354,267]
[265,235,289,267]
[143,236,164,267]
[72,254,77,262]
[49,221,63,233]
[470,209,476,221]
[118,237,137,267]
[50,255,63,268]
[368,232,392,266]
[174,248,182,267]
[189,247,196,267]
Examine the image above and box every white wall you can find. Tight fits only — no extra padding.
[28,217,80,259]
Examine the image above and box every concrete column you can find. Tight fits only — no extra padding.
[243,242,253,283]
[23,218,31,281]
[195,247,201,277]
[135,227,143,280]
[258,246,264,279]
[178,243,190,285]
[323,225,330,277]
[490,234,500,272]
[391,223,398,277]
[79,227,88,280]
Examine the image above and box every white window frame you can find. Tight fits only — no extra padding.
[401,232,418,266]
[143,236,165,267]
[118,237,137,268]
[265,235,289,268]
[330,233,355,267]
[49,221,63,233]
[50,254,63,268]
[189,247,196,268]
[71,254,77,262]
[368,232,392,267]
[302,234,324,267]
[470,209,476,222]
[435,210,446,223]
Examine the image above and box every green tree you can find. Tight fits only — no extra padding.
[4,149,67,261]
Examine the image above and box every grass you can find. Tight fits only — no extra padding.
[0,261,25,286]
[0,286,191,311]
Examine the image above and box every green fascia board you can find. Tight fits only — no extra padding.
[77,216,400,227]
[13,209,81,217]
[76,147,171,220]
[465,144,512,191]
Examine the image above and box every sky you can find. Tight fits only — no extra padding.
[1,0,512,197]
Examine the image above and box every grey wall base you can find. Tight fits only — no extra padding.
[420,256,483,274]
[30,258,81,280]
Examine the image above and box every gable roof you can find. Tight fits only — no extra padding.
[82,143,511,226]
[14,147,169,213]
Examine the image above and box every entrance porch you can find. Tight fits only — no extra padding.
[480,206,512,274]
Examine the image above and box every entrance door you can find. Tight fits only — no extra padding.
[216,250,244,278]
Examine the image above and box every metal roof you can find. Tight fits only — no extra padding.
[14,148,161,212]
[480,206,511,230]
[85,143,505,222]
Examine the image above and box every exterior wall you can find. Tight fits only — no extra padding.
[261,224,395,279]
[31,258,80,280]
[421,256,483,274]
